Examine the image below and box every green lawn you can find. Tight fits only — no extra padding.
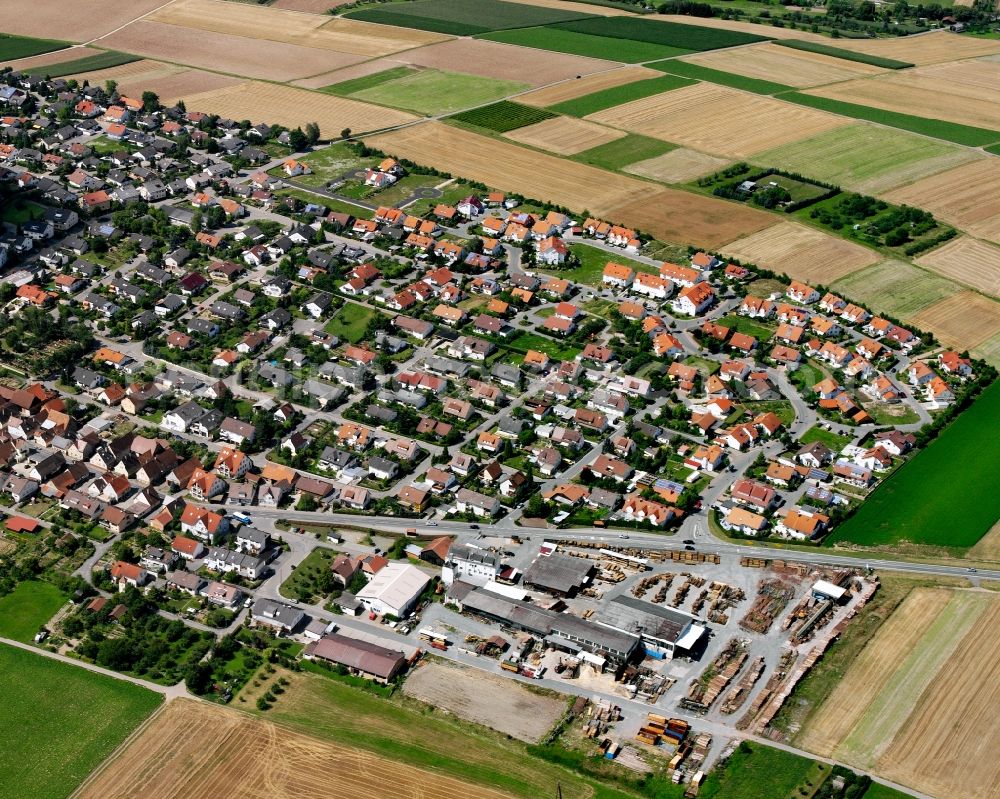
[279,546,338,603]
[799,424,852,451]
[572,134,676,171]
[862,784,915,799]
[550,74,695,117]
[0,582,67,642]
[505,331,581,361]
[829,380,1000,549]
[291,141,368,188]
[0,33,69,61]
[716,313,775,341]
[324,303,377,344]
[449,101,556,133]
[550,15,770,51]
[651,59,793,95]
[697,741,814,799]
[1,200,47,225]
[755,124,977,195]
[21,49,139,78]
[775,39,914,69]
[783,92,1000,148]
[478,27,691,63]
[344,0,594,35]
[0,643,162,799]
[348,69,529,116]
[545,243,657,286]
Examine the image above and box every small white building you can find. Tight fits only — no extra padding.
[442,543,501,586]
[356,562,430,618]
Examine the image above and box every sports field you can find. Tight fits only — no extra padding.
[346,68,529,115]
[885,158,1000,246]
[829,380,1000,549]
[797,588,1000,799]
[0,581,66,642]
[550,74,696,117]
[913,236,1000,298]
[625,148,729,183]
[518,66,660,107]
[480,26,691,62]
[505,116,625,155]
[756,124,982,195]
[912,290,1000,351]
[680,41,885,89]
[721,221,879,283]
[831,260,960,319]
[344,0,593,35]
[0,643,162,799]
[587,83,849,158]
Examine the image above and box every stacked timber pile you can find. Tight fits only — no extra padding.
[682,639,747,711]
[736,649,798,731]
[720,655,765,714]
[738,578,794,633]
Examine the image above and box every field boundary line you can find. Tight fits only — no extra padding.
[85,0,182,47]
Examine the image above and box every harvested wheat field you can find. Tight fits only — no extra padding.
[884,159,1000,246]
[518,66,660,107]
[624,148,730,183]
[797,587,952,758]
[506,116,625,155]
[0,0,165,41]
[831,260,961,319]
[875,595,1000,799]
[806,61,1000,132]
[149,0,447,57]
[506,0,633,15]
[180,81,417,134]
[758,124,982,195]
[99,21,362,82]
[588,83,849,159]
[367,122,773,247]
[969,521,1000,563]
[274,0,357,11]
[721,221,879,282]
[68,60,241,106]
[654,14,829,41]
[914,236,1000,297]
[681,42,885,89]
[831,30,1000,66]
[75,699,513,799]
[397,38,619,86]
[1,45,94,72]
[403,661,565,742]
[913,291,1000,350]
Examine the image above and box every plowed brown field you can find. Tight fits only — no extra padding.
[367,122,775,248]
[74,699,514,799]
[914,236,1000,298]
[587,83,849,158]
[721,221,879,282]
[883,159,1000,246]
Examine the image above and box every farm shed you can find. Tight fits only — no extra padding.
[304,632,407,683]
[812,579,847,603]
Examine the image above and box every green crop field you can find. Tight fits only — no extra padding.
[478,27,691,62]
[862,784,916,799]
[572,134,675,171]
[344,0,594,35]
[449,101,555,133]
[0,33,69,61]
[0,582,67,642]
[321,66,417,96]
[756,124,979,194]
[775,39,914,69]
[697,741,814,799]
[985,142,1000,156]
[783,92,1000,148]
[21,50,139,78]
[550,16,770,51]
[829,380,1000,549]
[0,643,162,799]
[550,74,695,117]
[832,260,960,318]
[347,69,529,116]
[651,59,793,95]
[324,302,377,343]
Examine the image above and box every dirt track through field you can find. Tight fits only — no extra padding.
[587,83,849,159]
[721,221,879,283]
[876,594,1000,799]
[75,699,516,799]
[402,661,564,742]
[796,587,951,757]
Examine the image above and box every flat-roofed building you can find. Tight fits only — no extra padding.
[596,594,706,659]
[522,551,594,597]
[356,562,430,618]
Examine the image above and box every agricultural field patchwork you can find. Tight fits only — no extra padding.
[0,33,70,62]
[550,15,770,52]
[912,290,1000,351]
[720,221,879,283]
[343,0,594,35]
[345,68,530,116]
[517,66,660,107]
[449,101,557,133]
[479,26,692,62]
[68,59,242,106]
[624,148,730,184]
[587,83,850,159]
[570,133,676,172]
[550,73,696,117]
[755,124,983,195]
[913,236,1000,298]
[505,116,626,156]
[21,50,140,79]
[831,260,961,319]
[0,0,167,41]
[884,159,1000,247]
[827,30,1000,66]
[0,644,162,799]
[797,588,1000,799]
[773,39,914,69]
[650,59,794,95]
[830,380,1000,549]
